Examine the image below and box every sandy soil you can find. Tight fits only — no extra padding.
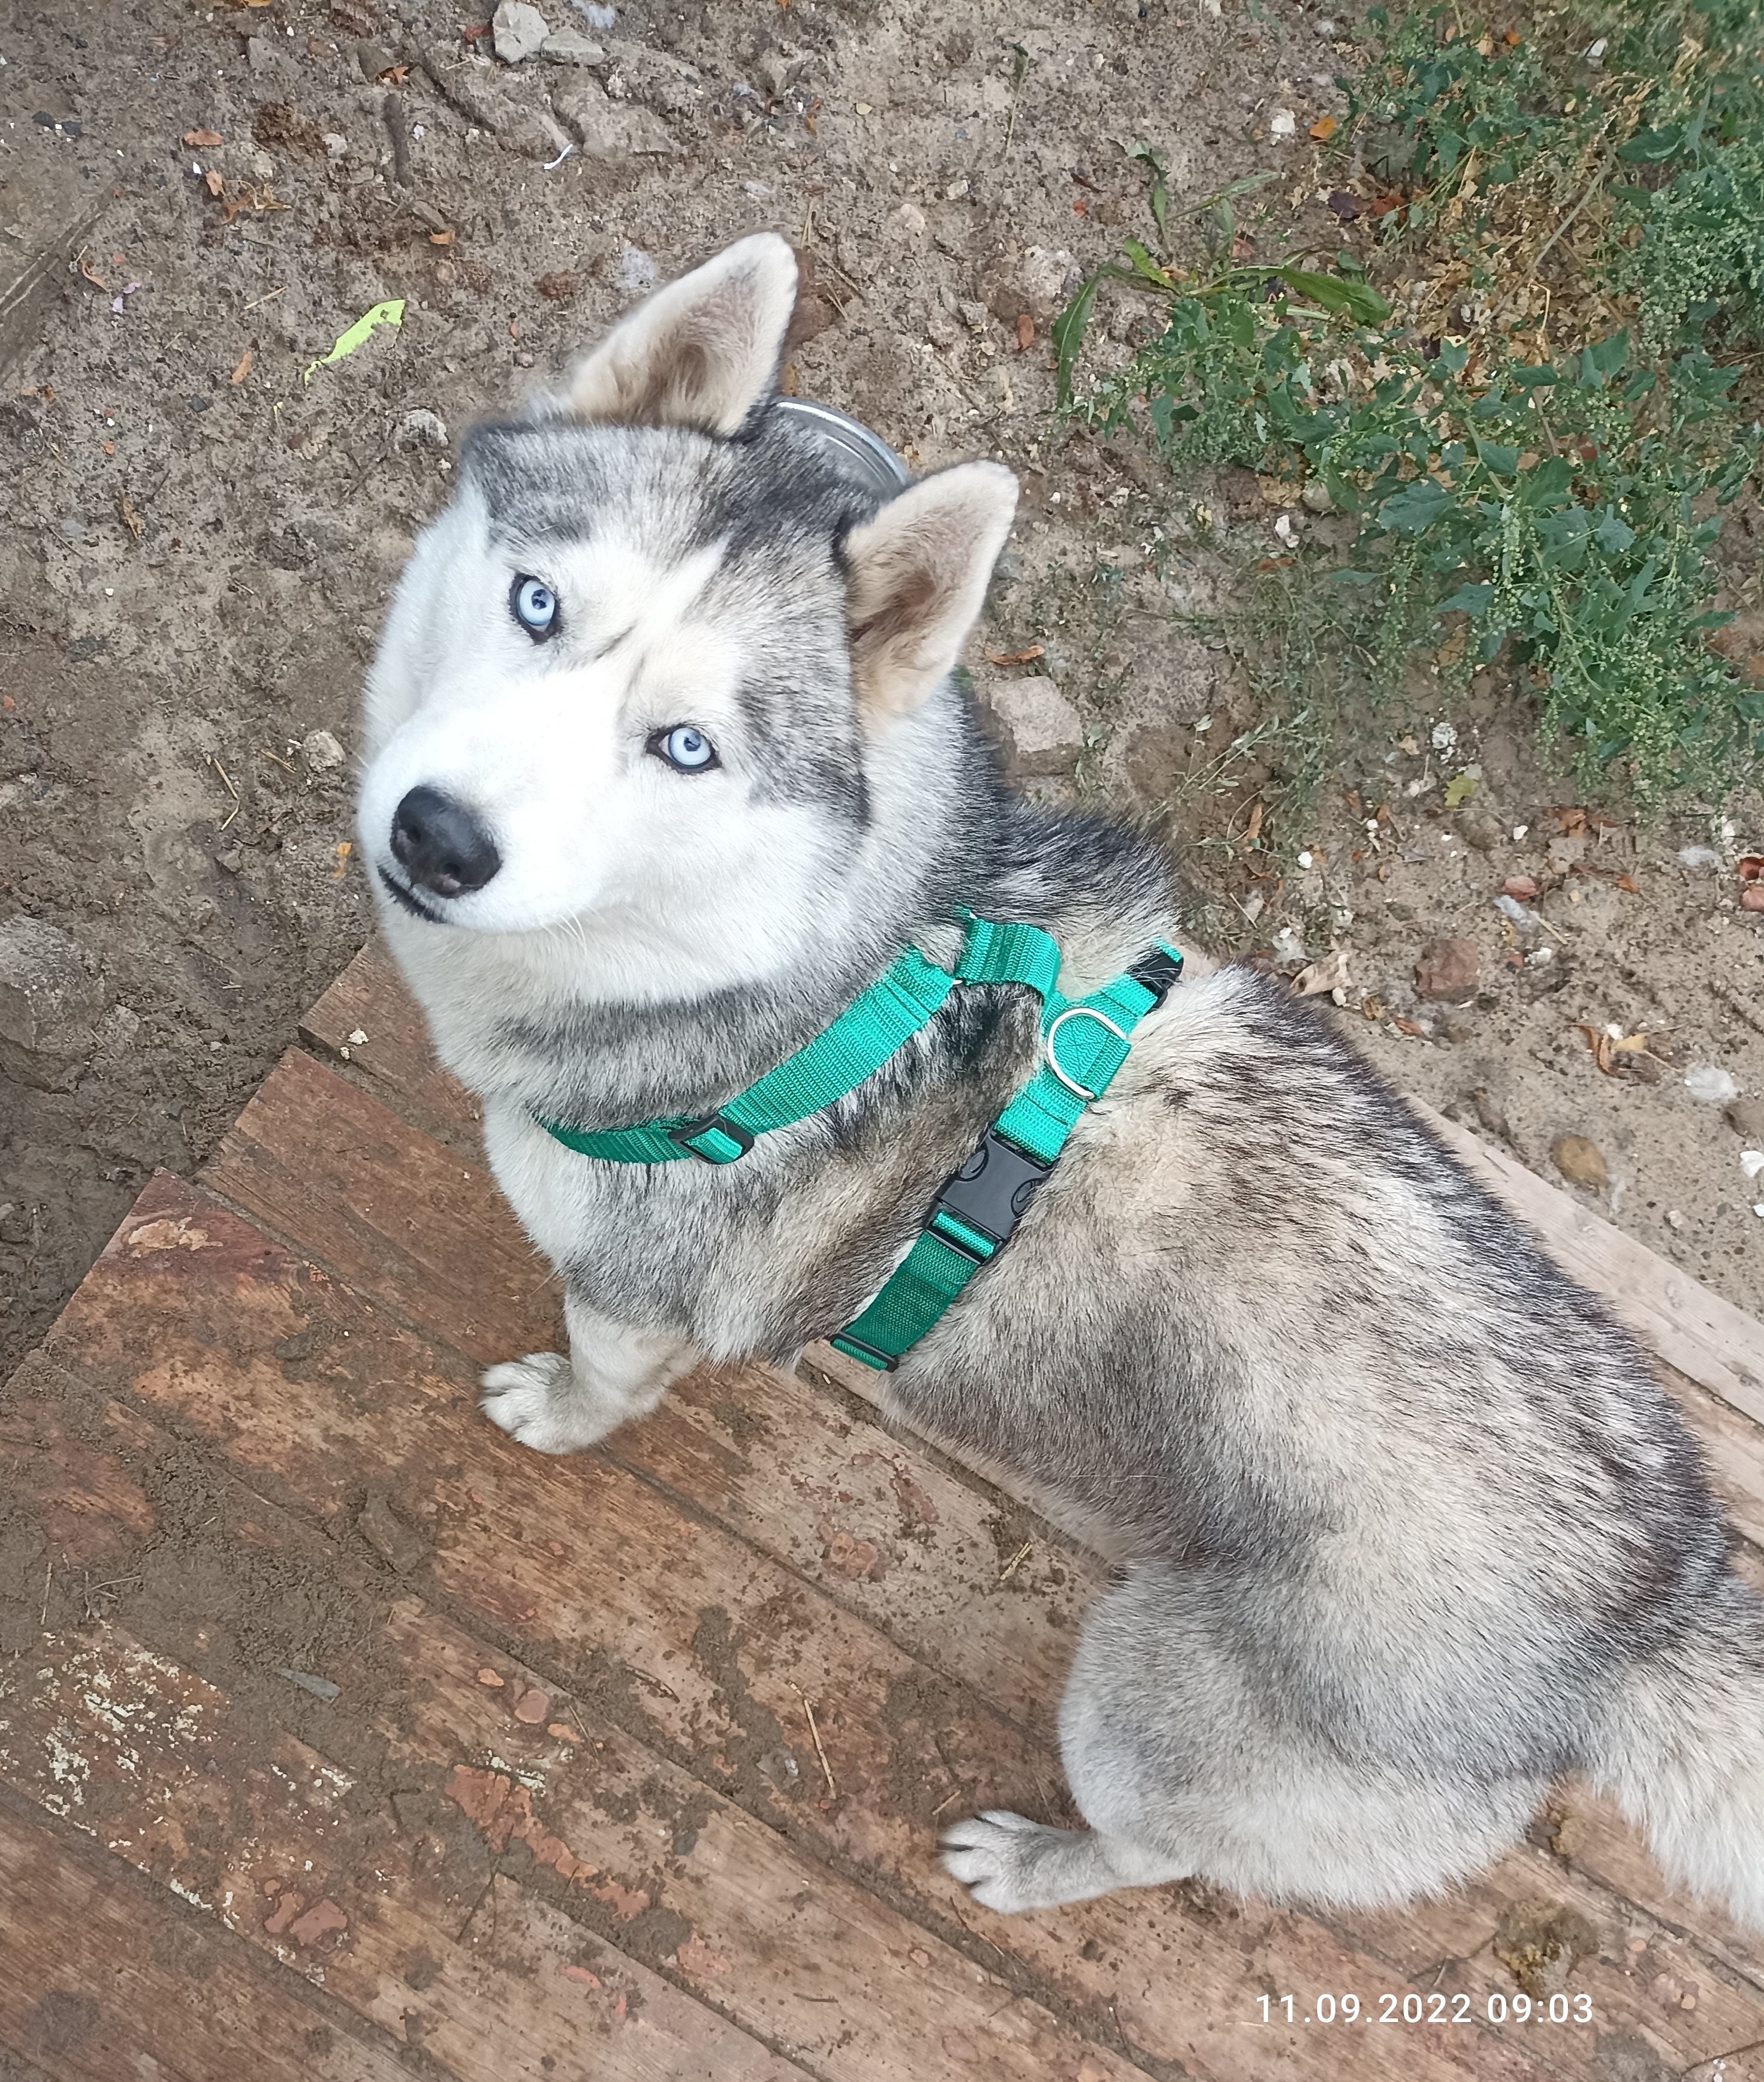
[2,0,1760,1381]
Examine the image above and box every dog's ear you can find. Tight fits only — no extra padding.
[566,233,797,435]
[843,463,1018,727]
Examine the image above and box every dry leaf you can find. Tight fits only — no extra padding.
[1738,855,1764,881]
[984,644,1045,667]
[183,128,225,147]
[79,253,107,290]
[1361,993,1386,1022]
[1436,625,1466,666]
[1576,1025,1617,1077]
[117,490,145,543]
[1292,948,1351,998]
[204,168,225,198]
[1501,875,1540,900]
[1309,115,1337,141]
[230,345,254,385]
[1615,871,1641,894]
[1393,1016,1427,1038]
[429,228,456,246]
[1015,312,1035,351]
[1243,800,1265,847]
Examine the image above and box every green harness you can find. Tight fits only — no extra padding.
[534,914,1183,1371]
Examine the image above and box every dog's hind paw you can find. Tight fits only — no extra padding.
[940,1810,1121,1914]
[480,1352,601,1455]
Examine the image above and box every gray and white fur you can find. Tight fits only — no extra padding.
[358,234,1764,1927]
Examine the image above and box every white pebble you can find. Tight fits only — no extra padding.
[1685,1063,1741,1105]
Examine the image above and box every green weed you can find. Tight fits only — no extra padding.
[1054,2,1764,805]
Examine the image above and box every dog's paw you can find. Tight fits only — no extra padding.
[940,1810,1087,1914]
[480,1352,608,1455]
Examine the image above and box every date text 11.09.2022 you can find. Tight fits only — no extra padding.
[1257,1992,1595,2026]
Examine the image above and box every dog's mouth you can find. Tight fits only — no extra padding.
[378,864,448,924]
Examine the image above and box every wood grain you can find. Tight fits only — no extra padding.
[0,1788,412,2082]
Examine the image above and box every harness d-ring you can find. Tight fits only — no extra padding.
[1044,1005,1129,1101]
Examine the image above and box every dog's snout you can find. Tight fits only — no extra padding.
[390,786,502,898]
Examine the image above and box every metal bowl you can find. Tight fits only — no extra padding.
[771,396,910,497]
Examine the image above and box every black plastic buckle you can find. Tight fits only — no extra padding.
[927,1128,1051,1255]
[667,1111,756,1163]
[1126,945,1184,1007]
[830,1330,899,1373]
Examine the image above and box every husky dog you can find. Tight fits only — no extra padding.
[358,234,1764,1927]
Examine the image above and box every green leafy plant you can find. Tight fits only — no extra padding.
[1056,8,1764,803]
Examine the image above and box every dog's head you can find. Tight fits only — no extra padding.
[358,234,1016,973]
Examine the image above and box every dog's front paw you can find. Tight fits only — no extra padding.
[480,1352,612,1455]
[940,1809,1078,1914]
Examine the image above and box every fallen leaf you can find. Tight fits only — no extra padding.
[1309,115,1337,141]
[1443,773,1477,808]
[1016,312,1035,351]
[204,169,225,198]
[183,128,225,148]
[1436,625,1467,666]
[1577,1024,1617,1077]
[304,300,406,383]
[1292,947,1351,997]
[117,490,145,542]
[1615,872,1641,894]
[230,345,254,385]
[429,228,456,246]
[1738,855,1764,881]
[378,63,410,83]
[1744,885,1764,912]
[984,644,1045,667]
[1393,1015,1427,1037]
[1361,993,1386,1021]
[1243,800,1265,847]
[1502,875,1540,899]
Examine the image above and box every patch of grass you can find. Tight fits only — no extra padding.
[1055,2,1764,806]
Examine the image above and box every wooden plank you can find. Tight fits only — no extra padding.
[47,1174,1760,2082]
[1,1390,1138,2082]
[1415,1099,1764,1428]
[0,1788,413,2082]
[298,944,484,1155]
[0,1405,826,2082]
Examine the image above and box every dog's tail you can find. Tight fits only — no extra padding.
[1587,1571,1764,1931]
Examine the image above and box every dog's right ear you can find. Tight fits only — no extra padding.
[566,234,797,436]
[843,463,1019,728]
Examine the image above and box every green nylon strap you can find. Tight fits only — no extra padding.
[829,946,1181,1373]
[534,914,1065,1165]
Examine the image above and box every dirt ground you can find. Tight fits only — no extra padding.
[2,0,1761,1385]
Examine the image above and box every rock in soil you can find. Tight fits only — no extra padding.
[984,680,1085,779]
[1551,1135,1609,1192]
[0,917,105,1084]
[1415,936,1479,1004]
[493,0,551,63]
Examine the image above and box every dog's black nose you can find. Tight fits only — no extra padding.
[390,786,502,897]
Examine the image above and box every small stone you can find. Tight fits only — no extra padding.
[353,38,397,78]
[1300,478,1332,514]
[541,26,605,60]
[1459,806,1504,852]
[1269,107,1297,137]
[512,1687,551,1724]
[1439,1007,1476,1044]
[1415,936,1479,1003]
[1727,1096,1764,1140]
[554,77,677,159]
[984,680,1085,778]
[303,728,346,772]
[493,0,551,62]
[0,917,105,1077]
[358,1490,429,1574]
[979,245,1076,328]
[1551,1134,1609,1191]
[477,1667,506,1688]
[1470,1086,1512,1144]
[396,408,449,452]
[215,848,243,875]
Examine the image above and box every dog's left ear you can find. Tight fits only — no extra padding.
[843,463,1019,728]
[566,233,797,435]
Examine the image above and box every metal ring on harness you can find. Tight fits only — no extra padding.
[1044,1005,1130,1102]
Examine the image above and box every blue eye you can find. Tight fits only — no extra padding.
[510,574,558,639]
[659,725,717,773]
